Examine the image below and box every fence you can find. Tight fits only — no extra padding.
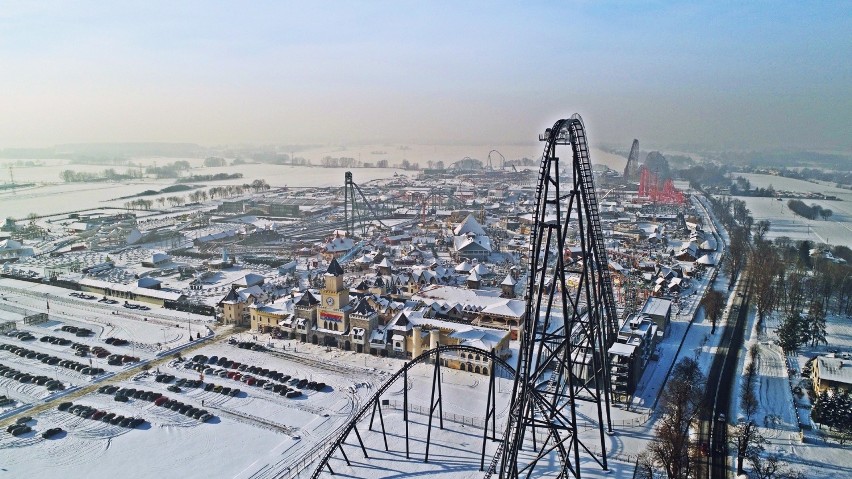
[23,312,48,325]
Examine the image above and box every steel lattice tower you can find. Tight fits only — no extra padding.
[494,115,618,479]
[624,139,640,182]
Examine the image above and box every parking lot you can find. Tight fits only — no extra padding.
[0,334,386,479]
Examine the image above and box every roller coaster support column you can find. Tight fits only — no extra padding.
[481,349,499,471]
[404,368,410,459]
[368,396,389,451]
[424,349,444,463]
[496,115,616,479]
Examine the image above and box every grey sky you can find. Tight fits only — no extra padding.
[1,1,850,151]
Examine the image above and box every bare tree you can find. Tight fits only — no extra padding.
[806,299,827,347]
[749,453,804,479]
[647,357,706,479]
[754,220,771,242]
[731,344,764,475]
[700,289,725,334]
[750,240,783,324]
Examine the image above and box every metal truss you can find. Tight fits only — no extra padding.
[344,171,388,237]
[311,345,515,478]
[495,115,618,479]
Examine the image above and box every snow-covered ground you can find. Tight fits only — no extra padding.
[733,173,852,249]
[725,303,852,478]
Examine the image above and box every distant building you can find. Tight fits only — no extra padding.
[0,239,34,263]
[451,214,492,261]
[218,286,262,326]
[79,277,185,307]
[141,251,171,267]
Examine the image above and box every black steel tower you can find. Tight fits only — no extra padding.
[495,115,618,479]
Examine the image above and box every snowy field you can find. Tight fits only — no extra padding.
[733,173,852,248]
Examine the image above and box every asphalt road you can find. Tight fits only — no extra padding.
[698,277,751,479]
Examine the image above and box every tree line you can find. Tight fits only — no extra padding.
[787,199,833,220]
[122,179,271,211]
[60,168,143,182]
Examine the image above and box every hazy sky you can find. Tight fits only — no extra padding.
[1,1,850,151]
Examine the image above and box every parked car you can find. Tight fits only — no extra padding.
[10,425,31,436]
[41,427,63,439]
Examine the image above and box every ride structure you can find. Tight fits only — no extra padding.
[343,171,389,237]
[313,115,618,479]
[495,114,617,479]
[637,166,684,204]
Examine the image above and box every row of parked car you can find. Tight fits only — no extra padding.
[0,343,105,376]
[74,343,108,358]
[40,335,73,346]
[69,292,97,300]
[122,302,151,311]
[4,416,63,439]
[104,337,129,347]
[57,401,146,428]
[6,330,35,341]
[233,341,267,352]
[60,325,93,337]
[153,396,214,421]
[0,362,65,391]
[188,354,325,395]
[0,395,14,407]
[94,385,213,422]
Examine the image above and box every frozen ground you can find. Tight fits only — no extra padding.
[733,173,852,249]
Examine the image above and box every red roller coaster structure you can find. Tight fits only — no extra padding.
[638,165,684,204]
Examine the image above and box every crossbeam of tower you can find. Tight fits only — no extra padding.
[495,114,618,479]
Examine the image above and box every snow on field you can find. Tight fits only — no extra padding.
[0,336,390,479]
[732,173,852,248]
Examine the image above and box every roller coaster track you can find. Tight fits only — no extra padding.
[499,115,616,479]
[310,345,515,479]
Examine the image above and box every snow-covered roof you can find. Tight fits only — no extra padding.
[454,260,472,273]
[500,274,516,287]
[0,239,23,250]
[481,298,525,318]
[453,214,486,236]
[453,235,492,253]
[608,342,636,357]
[696,254,715,265]
[470,263,491,276]
[79,277,184,301]
[325,236,355,253]
[449,327,508,351]
[641,297,672,318]
[816,355,852,386]
[235,273,265,287]
[295,290,320,307]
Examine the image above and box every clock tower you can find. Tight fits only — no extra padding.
[318,258,349,331]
